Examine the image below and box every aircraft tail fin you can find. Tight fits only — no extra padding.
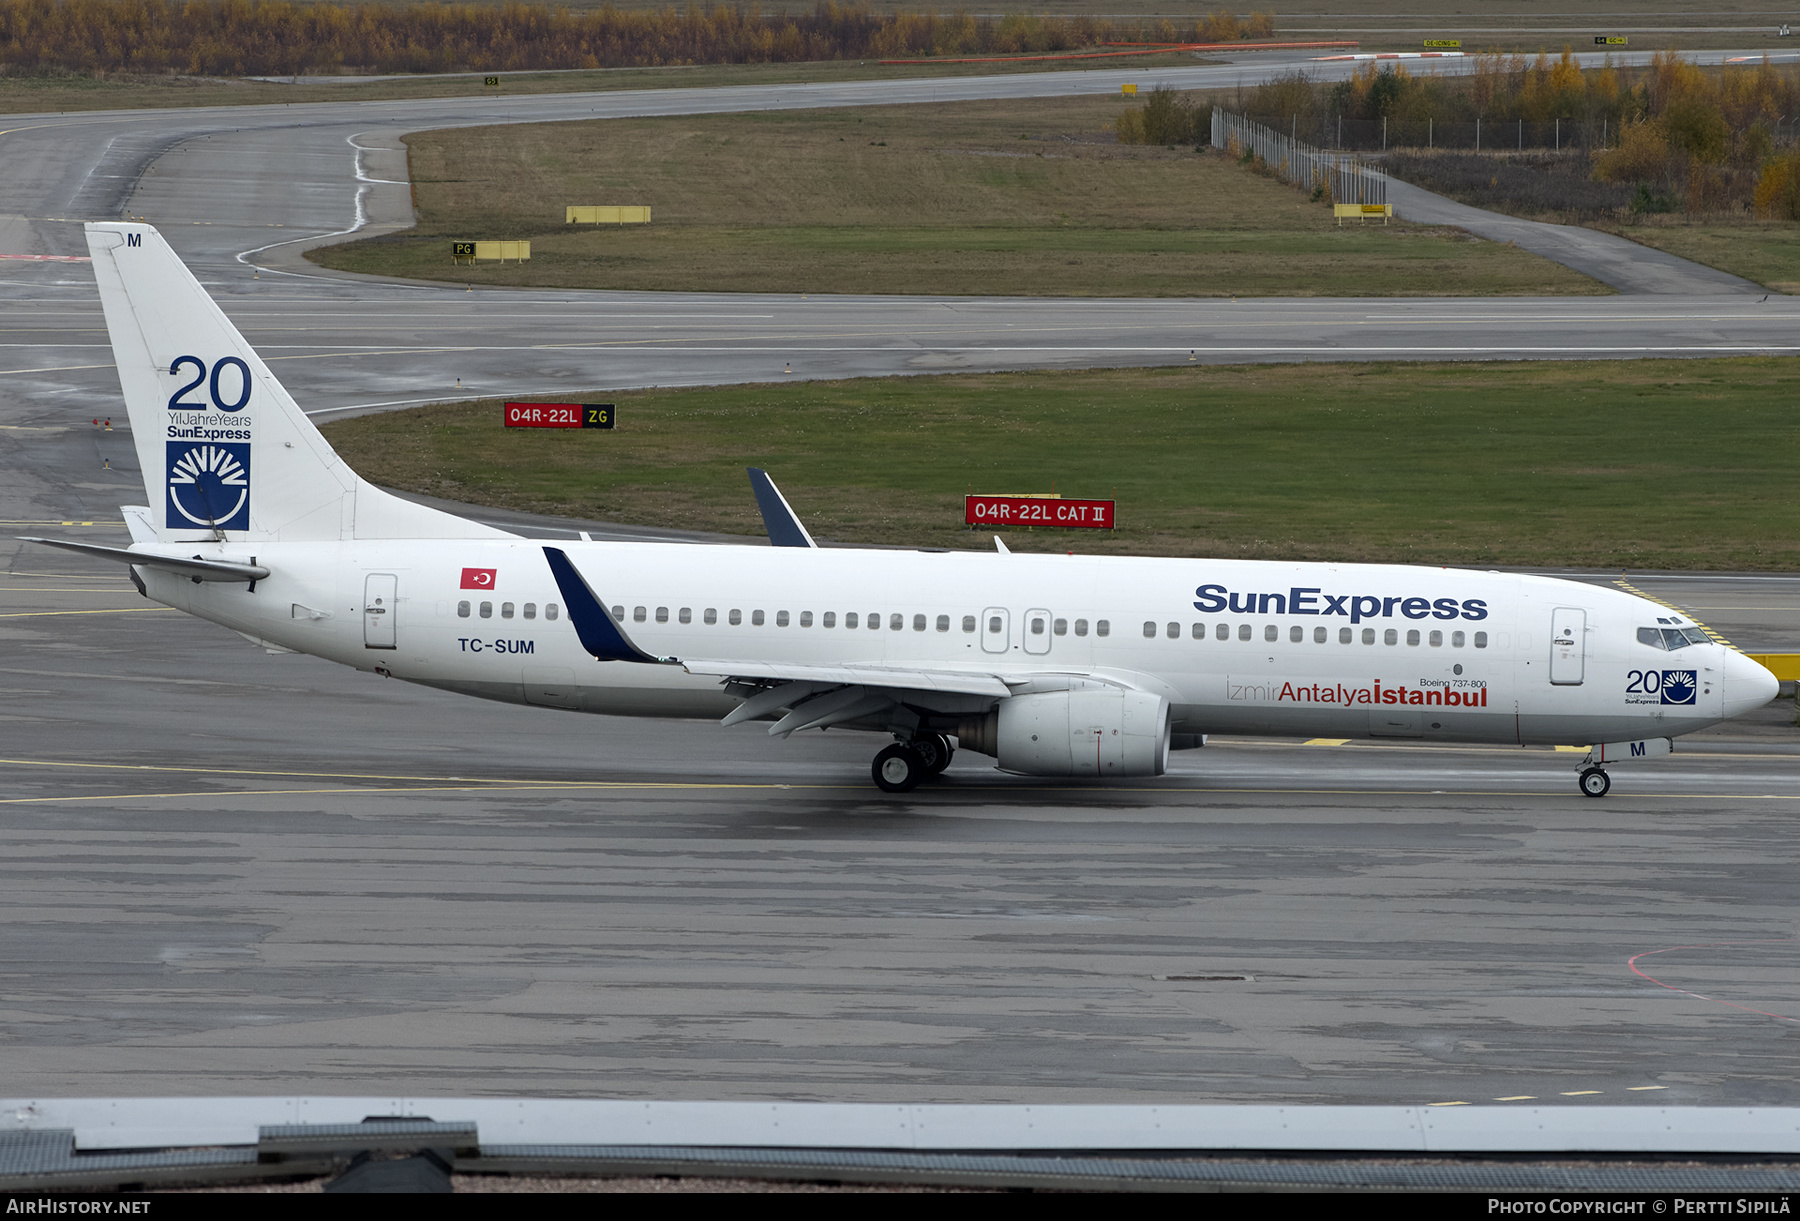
[85,222,507,542]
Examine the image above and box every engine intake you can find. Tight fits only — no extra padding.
[957,685,1169,778]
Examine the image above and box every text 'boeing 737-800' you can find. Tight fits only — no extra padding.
[23,224,1780,795]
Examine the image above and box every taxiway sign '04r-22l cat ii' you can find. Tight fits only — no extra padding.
[27,224,1780,794]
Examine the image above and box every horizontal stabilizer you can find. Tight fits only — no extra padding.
[20,537,268,582]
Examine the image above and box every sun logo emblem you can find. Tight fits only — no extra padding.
[166,441,251,530]
[1659,670,1698,706]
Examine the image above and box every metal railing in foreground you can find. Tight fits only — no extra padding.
[1212,111,1387,206]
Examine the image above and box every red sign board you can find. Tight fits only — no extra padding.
[504,402,613,429]
[461,568,497,590]
[965,495,1114,529]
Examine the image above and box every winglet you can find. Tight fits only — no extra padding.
[542,546,673,664]
[747,468,817,548]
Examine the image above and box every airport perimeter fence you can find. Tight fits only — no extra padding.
[1212,111,1387,206]
[1240,113,1800,154]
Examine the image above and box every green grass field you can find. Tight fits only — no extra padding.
[319,358,1800,570]
[311,96,1602,297]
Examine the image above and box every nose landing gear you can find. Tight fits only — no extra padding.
[870,733,955,793]
[1578,767,1611,798]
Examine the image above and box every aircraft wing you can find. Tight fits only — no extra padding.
[680,658,1012,697]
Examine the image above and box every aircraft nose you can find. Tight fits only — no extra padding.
[1721,649,1780,720]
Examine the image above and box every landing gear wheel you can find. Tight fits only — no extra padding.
[912,733,955,777]
[1579,767,1611,798]
[873,744,926,793]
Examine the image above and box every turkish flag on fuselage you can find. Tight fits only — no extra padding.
[460,568,497,590]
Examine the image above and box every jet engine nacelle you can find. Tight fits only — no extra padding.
[957,685,1169,778]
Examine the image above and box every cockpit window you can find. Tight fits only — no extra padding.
[1639,626,1709,651]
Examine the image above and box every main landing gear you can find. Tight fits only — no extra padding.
[871,733,955,794]
[1578,767,1612,798]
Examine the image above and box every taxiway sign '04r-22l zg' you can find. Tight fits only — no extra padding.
[27,223,1780,795]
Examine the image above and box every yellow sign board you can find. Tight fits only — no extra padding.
[1423,39,1461,48]
[452,240,530,262]
[483,75,500,86]
[1594,35,1629,45]
[1122,83,1137,96]
[1334,203,1392,224]
[565,206,653,225]
[1748,653,1800,681]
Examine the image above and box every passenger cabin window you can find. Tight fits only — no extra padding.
[501,602,514,619]
[1053,618,1067,636]
[913,614,926,632]
[1452,630,1464,647]
[752,610,765,626]
[1290,626,1303,643]
[1096,620,1110,637]
[1340,627,1352,644]
[679,608,692,624]
[845,613,858,628]
[823,612,836,628]
[868,613,880,630]
[1314,627,1326,643]
[1216,623,1229,642]
[1264,625,1277,642]
[936,615,950,632]
[655,607,668,623]
[1192,623,1205,640]
[704,608,718,625]
[479,601,493,619]
[1406,629,1420,646]
[1238,624,1251,642]
[611,605,624,621]
[1474,631,1488,648]
[1031,615,1048,637]
[729,609,742,625]
[545,604,558,620]
[776,611,789,627]
[1167,622,1180,639]
[1142,621,1157,639]
[1428,630,1442,647]
[1074,619,1089,637]
[1362,628,1375,645]
[962,615,976,633]
[988,615,1003,636]
[800,612,813,627]
[524,603,537,620]
[457,601,470,618]
[1384,629,1398,645]
[889,614,903,631]
[633,606,647,622]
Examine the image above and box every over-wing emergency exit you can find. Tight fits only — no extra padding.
[24,224,1780,795]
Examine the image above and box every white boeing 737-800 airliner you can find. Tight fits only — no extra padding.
[26,224,1780,794]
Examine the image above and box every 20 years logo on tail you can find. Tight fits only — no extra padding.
[166,442,251,530]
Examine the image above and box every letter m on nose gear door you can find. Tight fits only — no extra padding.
[1549,607,1585,685]
[364,573,397,649]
